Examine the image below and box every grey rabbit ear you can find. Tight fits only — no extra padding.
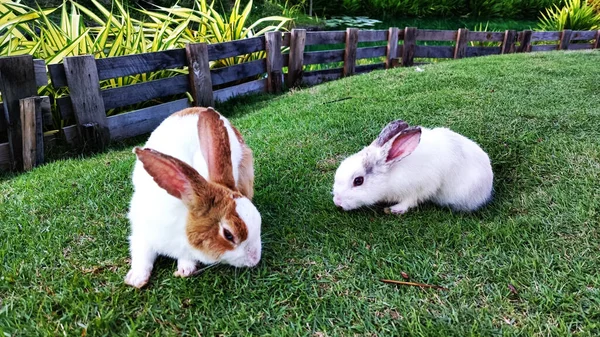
[373,120,410,147]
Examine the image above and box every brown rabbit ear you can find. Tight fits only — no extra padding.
[197,108,237,191]
[373,120,410,147]
[134,147,209,205]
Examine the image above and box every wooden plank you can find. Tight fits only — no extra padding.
[48,63,67,88]
[402,27,417,66]
[213,78,267,103]
[468,31,504,42]
[355,63,385,74]
[0,142,10,170]
[305,31,345,46]
[287,29,306,88]
[531,31,560,41]
[466,46,502,57]
[211,59,266,86]
[568,43,594,50]
[415,29,456,41]
[265,31,283,94]
[559,30,572,50]
[517,30,532,52]
[356,46,387,59]
[102,75,189,110]
[207,37,265,61]
[414,45,454,58]
[34,59,48,87]
[344,28,359,77]
[0,55,38,170]
[63,55,109,149]
[595,30,600,48]
[501,30,517,54]
[358,30,387,42]
[454,28,469,59]
[571,30,597,41]
[108,98,190,141]
[304,50,344,65]
[302,68,343,86]
[40,95,52,127]
[282,32,291,47]
[56,96,73,121]
[95,49,186,80]
[386,27,399,68]
[186,43,214,107]
[20,96,44,170]
[531,44,559,52]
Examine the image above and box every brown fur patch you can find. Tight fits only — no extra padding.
[236,145,255,199]
[172,106,212,117]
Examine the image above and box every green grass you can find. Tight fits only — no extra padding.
[2,50,600,336]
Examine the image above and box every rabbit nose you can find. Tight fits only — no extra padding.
[333,195,342,207]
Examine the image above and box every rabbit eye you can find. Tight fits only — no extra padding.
[353,176,364,187]
[223,229,235,243]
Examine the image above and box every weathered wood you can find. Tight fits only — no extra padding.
[186,43,214,107]
[595,30,600,48]
[358,30,388,42]
[517,30,532,52]
[414,46,454,58]
[468,31,504,42]
[96,49,186,80]
[304,50,344,65]
[213,78,267,102]
[19,96,44,170]
[40,96,52,127]
[415,29,456,41]
[386,27,399,68]
[265,31,283,94]
[63,55,109,149]
[0,142,11,170]
[282,53,289,67]
[344,28,359,77]
[212,59,266,86]
[287,29,306,88]
[568,43,594,50]
[454,28,469,59]
[356,46,387,59]
[62,125,78,145]
[466,46,502,57]
[356,63,385,74]
[48,63,68,88]
[305,31,345,45]
[56,96,74,121]
[34,59,48,87]
[208,37,265,61]
[402,27,417,66]
[570,30,597,41]
[102,75,189,110]
[108,98,190,141]
[530,31,560,41]
[501,30,517,54]
[302,68,343,86]
[282,32,291,47]
[530,44,558,52]
[0,55,38,170]
[559,30,572,50]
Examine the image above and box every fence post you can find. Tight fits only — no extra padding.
[344,28,359,77]
[454,28,469,59]
[287,29,306,88]
[501,30,517,54]
[63,55,109,151]
[386,27,400,69]
[265,31,283,94]
[595,30,600,49]
[402,27,416,67]
[517,30,532,52]
[20,96,44,171]
[186,43,214,107]
[559,29,572,50]
[0,55,38,170]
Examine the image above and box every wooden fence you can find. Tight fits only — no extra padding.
[1,28,599,171]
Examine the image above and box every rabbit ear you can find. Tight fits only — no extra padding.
[197,108,237,191]
[373,120,410,147]
[384,127,422,163]
[134,147,209,205]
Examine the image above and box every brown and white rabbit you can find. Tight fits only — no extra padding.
[125,107,261,288]
[333,120,493,214]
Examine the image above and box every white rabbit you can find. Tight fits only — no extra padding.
[333,120,493,214]
[125,107,261,288]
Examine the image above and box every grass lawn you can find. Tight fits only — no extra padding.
[1,50,599,336]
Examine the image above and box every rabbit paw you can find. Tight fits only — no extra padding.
[174,259,197,277]
[125,269,151,288]
[385,200,417,215]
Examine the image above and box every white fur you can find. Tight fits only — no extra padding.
[333,127,493,213]
[125,113,261,288]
